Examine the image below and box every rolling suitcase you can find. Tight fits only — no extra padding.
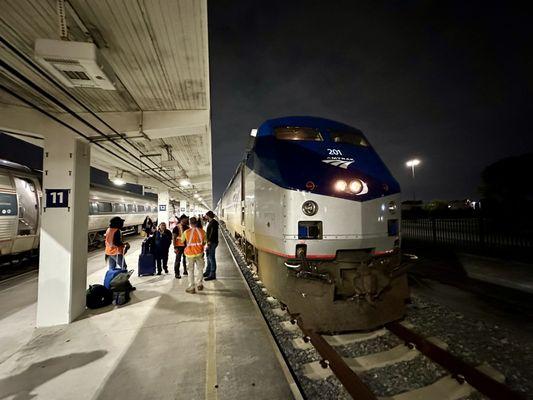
[138,237,156,276]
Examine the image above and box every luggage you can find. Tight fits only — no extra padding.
[86,284,113,309]
[113,290,130,305]
[104,268,126,289]
[104,269,134,306]
[138,237,156,276]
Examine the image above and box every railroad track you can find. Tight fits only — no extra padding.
[222,225,526,400]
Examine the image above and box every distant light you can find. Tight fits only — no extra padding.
[194,193,199,198]
[198,197,203,201]
[250,129,258,137]
[179,179,190,187]
[406,159,421,167]
[112,178,126,186]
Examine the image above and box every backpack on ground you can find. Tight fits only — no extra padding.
[86,284,113,309]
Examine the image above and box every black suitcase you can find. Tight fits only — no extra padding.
[138,238,156,276]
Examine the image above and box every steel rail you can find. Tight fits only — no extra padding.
[385,321,524,400]
[295,317,377,400]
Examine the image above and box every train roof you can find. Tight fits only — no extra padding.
[257,116,364,137]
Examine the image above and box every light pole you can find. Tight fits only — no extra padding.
[405,159,421,200]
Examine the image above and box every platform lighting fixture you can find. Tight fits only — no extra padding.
[194,193,199,198]
[112,171,126,186]
[405,158,421,200]
[179,179,190,187]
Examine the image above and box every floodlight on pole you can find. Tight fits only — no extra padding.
[405,159,421,200]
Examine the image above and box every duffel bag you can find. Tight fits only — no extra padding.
[86,284,113,309]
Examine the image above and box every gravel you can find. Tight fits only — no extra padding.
[223,228,530,399]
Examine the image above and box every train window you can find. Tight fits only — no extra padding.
[127,204,135,213]
[113,203,126,213]
[275,127,323,141]
[0,193,17,216]
[89,202,98,215]
[137,205,145,212]
[97,202,112,213]
[330,131,369,147]
[152,206,157,212]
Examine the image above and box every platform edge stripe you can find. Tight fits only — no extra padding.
[221,228,305,400]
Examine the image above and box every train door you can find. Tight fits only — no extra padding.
[12,177,39,253]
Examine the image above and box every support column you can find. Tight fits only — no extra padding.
[179,199,188,215]
[36,133,90,327]
[158,190,170,225]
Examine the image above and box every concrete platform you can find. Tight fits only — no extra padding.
[458,253,533,294]
[0,237,295,400]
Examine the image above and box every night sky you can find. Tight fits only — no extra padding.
[208,1,533,203]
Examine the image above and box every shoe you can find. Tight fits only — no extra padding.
[204,276,216,281]
[185,287,196,294]
[183,271,188,276]
[130,286,137,291]
[157,271,162,275]
[197,284,204,291]
[203,272,209,278]
[164,269,169,274]
[175,275,181,279]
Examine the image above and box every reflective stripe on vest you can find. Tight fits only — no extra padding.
[105,227,124,256]
[184,228,205,256]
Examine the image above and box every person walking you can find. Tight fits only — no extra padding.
[153,222,172,275]
[105,216,130,270]
[182,217,206,294]
[203,211,219,281]
[172,214,189,279]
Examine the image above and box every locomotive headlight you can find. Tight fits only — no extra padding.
[302,200,318,216]
[388,201,397,214]
[334,180,347,191]
[349,179,364,194]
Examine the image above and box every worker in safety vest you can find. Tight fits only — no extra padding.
[172,214,189,279]
[181,217,206,294]
[105,216,130,270]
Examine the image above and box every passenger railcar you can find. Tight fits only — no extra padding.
[0,160,157,256]
[218,116,409,332]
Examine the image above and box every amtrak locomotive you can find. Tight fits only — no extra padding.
[219,116,409,332]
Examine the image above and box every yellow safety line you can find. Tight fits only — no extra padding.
[205,295,218,400]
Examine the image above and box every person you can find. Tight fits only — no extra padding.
[153,222,172,275]
[141,216,154,236]
[203,211,219,281]
[172,214,189,279]
[105,216,130,270]
[182,217,206,294]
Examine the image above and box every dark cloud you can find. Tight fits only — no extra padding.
[208,0,533,203]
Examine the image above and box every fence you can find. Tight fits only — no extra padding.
[402,218,533,257]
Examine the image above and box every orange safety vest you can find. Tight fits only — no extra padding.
[174,225,186,247]
[105,227,125,256]
[184,227,206,257]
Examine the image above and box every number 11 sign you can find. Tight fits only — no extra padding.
[45,189,69,208]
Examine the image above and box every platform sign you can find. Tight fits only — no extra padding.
[159,204,167,211]
[45,189,69,208]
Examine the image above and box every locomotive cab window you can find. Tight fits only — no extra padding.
[330,131,369,147]
[275,127,323,141]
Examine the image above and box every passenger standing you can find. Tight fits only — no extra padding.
[141,216,153,236]
[105,216,130,269]
[203,211,219,281]
[182,217,206,294]
[154,222,172,275]
[172,214,189,279]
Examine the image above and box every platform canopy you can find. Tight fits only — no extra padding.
[0,0,212,207]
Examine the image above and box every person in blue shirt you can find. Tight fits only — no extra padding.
[153,222,172,274]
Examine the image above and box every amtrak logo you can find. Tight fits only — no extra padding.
[322,157,354,169]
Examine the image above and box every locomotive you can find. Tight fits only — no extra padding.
[218,116,409,332]
[0,159,157,257]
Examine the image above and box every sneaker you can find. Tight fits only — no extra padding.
[157,271,162,275]
[183,271,188,276]
[175,275,181,279]
[203,272,209,278]
[197,284,204,291]
[204,276,216,281]
[130,286,137,291]
[185,287,196,294]
[164,269,169,274]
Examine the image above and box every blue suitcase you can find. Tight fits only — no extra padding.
[138,253,156,276]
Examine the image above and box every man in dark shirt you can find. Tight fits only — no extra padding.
[203,211,219,281]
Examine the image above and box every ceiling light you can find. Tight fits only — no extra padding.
[179,179,190,187]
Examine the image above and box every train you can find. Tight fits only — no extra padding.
[218,116,409,333]
[0,159,157,257]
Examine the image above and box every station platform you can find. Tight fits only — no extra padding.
[0,237,295,400]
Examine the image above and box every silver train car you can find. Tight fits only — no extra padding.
[218,117,409,333]
[0,160,157,257]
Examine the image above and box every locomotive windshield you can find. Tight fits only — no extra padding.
[275,127,323,141]
[330,131,369,147]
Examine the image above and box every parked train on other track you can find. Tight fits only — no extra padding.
[218,116,409,332]
[0,160,157,257]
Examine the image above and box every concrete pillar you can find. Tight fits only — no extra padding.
[158,190,170,225]
[36,133,90,327]
[179,199,188,215]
